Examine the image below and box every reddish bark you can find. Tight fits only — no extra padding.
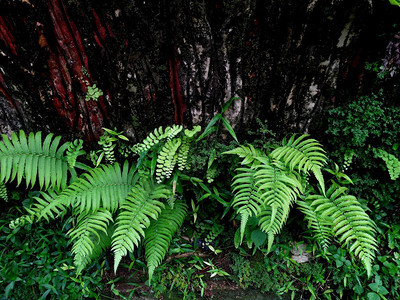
[169,50,186,125]
[44,0,109,142]
[92,9,107,40]
[0,17,17,56]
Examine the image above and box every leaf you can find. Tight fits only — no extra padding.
[221,96,240,113]
[196,114,221,141]
[144,201,187,281]
[389,0,400,6]
[251,229,267,248]
[366,292,380,300]
[221,117,238,142]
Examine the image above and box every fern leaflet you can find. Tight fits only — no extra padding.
[0,182,7,202]
[68,209,113,273]
[309,184,377,277]
[144,200,187,281]
[112,180,171,273]
[32,162,139,221]
[0,131,71,189]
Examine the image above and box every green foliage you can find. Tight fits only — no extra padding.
[131,125,183,154]
[373,148,400,180]
[144,200,187,281]
[226,134,377,276]
[0,131,73,190]
[112,179,170,273]
[156,138,181,183]
[0,181,7,202]
[85,84,103,101]
[306,184,377,277]
[0,204,105,299]
[66,139,85,168]
[196,96,240,142]
[389,0,400,7]
[3,125,205,280]
[68,209,113,273]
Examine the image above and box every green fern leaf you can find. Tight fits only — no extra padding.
[144,200,187,281]
[131,125,183,154]
[373,148,400,180]
[177,136,191,171]
[296,198,332,251]
[68,209,113,273]
[224,144,266,166]
[0,182,7,202]
[156,138,181,183]
[308,184,377,277]
[231,167,263,244]
[271,135,327,189]
[112,180,171,273]
[258,204,290,252]
[254,157,302,207]
[33,162,139,221]
[0,131,70,190]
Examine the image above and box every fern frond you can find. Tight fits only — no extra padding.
[184,125,201,138]
[309,184,377,277]
[296,198,332,251]
[0,131,71,189]
[271,135,327,191]
[0,182,7,202]
[66,139,85,168]
[144,200,187,281]
[68,209,113,273]
[131,125,183,154]
[373,148,400,180]
[258,204,290,252]
[255,158,302,207]
[177,136,191,171]
[112,180,171,273]
[223,144,266,166]
[156,138,181,183]
[33,162,139,221]
[231,167,264,243]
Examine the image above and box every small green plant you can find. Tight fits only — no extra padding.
[85,84,103,101]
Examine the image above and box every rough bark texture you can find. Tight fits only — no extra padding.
[0,0,398,144]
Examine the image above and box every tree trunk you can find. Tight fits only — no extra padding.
[0,0,397,144]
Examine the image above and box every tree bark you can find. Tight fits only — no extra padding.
[0,0,397,144]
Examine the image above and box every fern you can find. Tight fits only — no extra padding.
[131,125,183,154]
[373,148,400,180]
[271,134,327,192]
[177,126,202,171]
[32,162,139,221]
[0,181,7,202]
[231,166,263,242]
[144,200,187,281]
[177,136,191,171]
[258,204,290,252]
[227,134,377,276]
[68,209,113,273]
[308,184,377,277]
[206,164,218,183]
[296,198,332,251]
[66,139,85,168]
[112,179,171,272]
[156,138,181,183]
[0,131,72,189]
[224,144,266,166]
